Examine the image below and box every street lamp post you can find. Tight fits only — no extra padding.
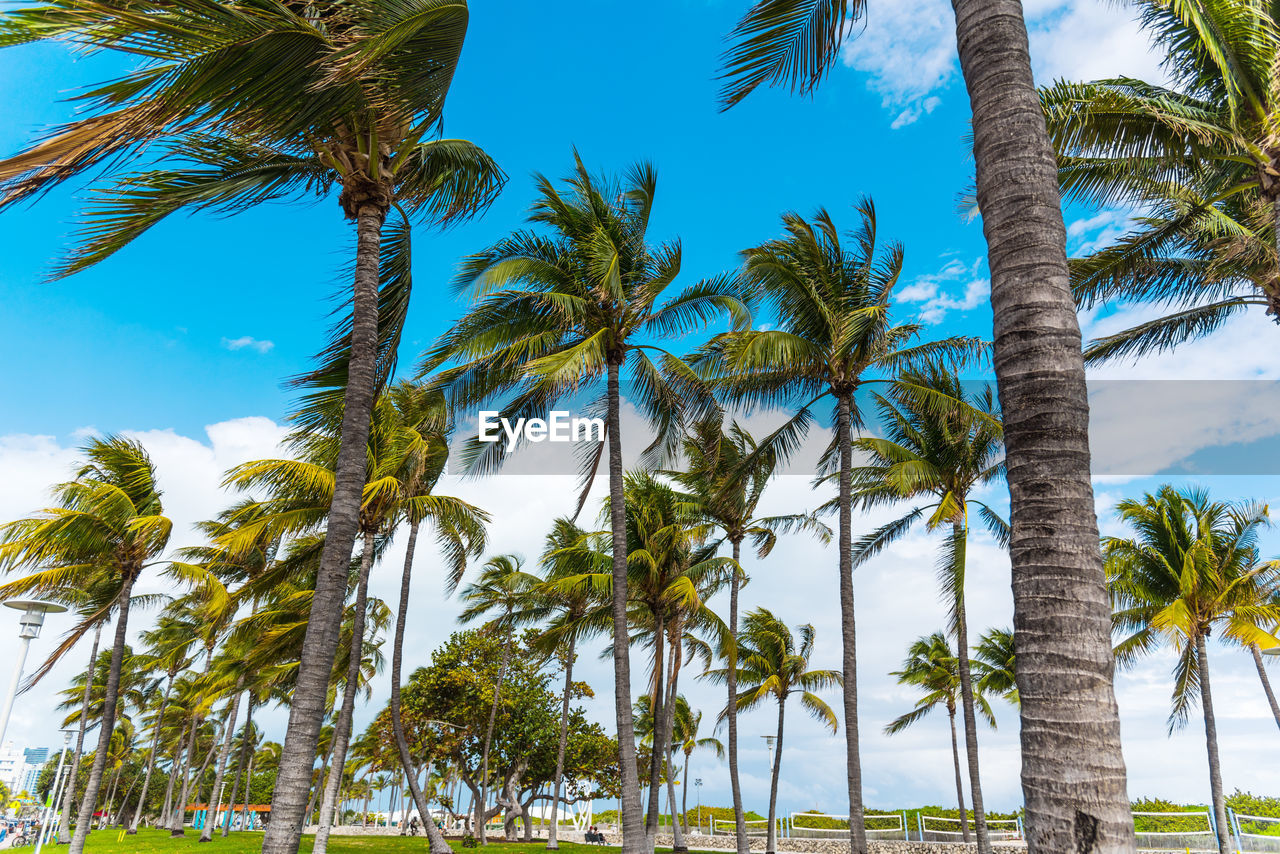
[33,729,74,854]
[0,601,66,748]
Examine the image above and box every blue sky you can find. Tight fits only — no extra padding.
[2,0,1280,820]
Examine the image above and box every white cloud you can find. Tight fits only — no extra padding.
[221,335,275,354]
[840,0,1167,125]
[896,257,989,324]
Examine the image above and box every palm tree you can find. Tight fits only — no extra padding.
[0,437,173,854]
[708,608,839,854]
[1039,0,1280,360]
[426,156,750,854]
[458,555,540,845]
[129,615,196,834]
[886,633,996,842]
[1,6,505,849]
[666,418,828,854]
[847,364,1004,854]
[696,203,974,852]
[716,3,1135,847]
[973,628,1018,707]
[1105,486,1280,854]
[672,698,723,836]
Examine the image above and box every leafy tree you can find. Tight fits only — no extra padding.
[1106,486,1280,854]
[716,0,1137,846]
[426,155,750,854]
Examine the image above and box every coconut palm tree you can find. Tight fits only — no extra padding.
[458,555,540,845]
[716,3,1134,847]
[665,418,828,854]
[707,608,840,854]
[128,615,196,834]
[973,628,1018,707]
[672,698,723,836]
[0,437,174,854]
[695,203,975,851]
[1039,0,1280,360]
[1105,486,1280,854]
[846,364,1004,853]
[426,156,750,854]
[1,5,505,847]
[886,633,996,842]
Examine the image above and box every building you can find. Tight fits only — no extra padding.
[0,742,21,793]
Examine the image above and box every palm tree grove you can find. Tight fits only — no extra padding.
[1,1,1279,854]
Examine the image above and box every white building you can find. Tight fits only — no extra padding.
[0,742,22,793]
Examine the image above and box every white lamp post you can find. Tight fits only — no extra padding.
[0,601,66,748]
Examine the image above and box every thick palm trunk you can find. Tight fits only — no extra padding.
[225,698,254,836]
[60,622,102,843]
[948,705,970,843]
[314,531,377,854]
[200,680,244,842]
[130,671,174,833]
[389,517,454,854]
[479,636,514,847]
[69,573,135,854]
[1250,644,1280,731]
[835,392,867,854]
[261,201,386,854]
[1195,635,1230,854]
[727,540,748,854]
[951,1,1135,850]
[606,359,647,854]
[951,522,991,853]
[765,700,784,854]
[547,636,576,850]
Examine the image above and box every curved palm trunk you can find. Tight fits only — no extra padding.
[606,359,646,854]
[1195,634,1230,854]
[951,522,991,853]
[200,679,244,842]
[129,671,174,833]
[948,704,970,844]
[68,573,135,854]
[261,202,386,854]
[951,1,1135,850]
[314,531,377,854]
[1250,644,1280,732]
[835,392,867,854]
[224,698,255,836]
[547,637,576,850]
[727,541,748,854]
[765,699,784,854]
[60,622,103,843]
[389,517,455,854]
[478,635,514,848]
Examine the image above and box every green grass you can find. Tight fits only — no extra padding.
[73,828,622,854]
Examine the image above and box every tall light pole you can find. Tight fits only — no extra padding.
[0,601,66,748]
[33,729,73,854]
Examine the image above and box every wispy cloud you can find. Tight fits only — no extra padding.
[221,335,275,354]
[896,257,989,324]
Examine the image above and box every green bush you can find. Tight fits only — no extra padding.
[461,835,478,848]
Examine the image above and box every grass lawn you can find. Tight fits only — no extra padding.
[72,828,623,854]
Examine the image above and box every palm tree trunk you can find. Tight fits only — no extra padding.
[261,201,387,854]
[835,391,867,854]
[655,621,683,843]
[950,2,1135,851]
[951,521,991,853]
[171,715,197,835]
[389,517,454,854]
[547,636,576,850]
[645,615,667,834]
[69,573,136,854]
[101,767,120,828]
[241,748,257,831]
[130,671,174,833]
[1250,644,1280,732]
[1195,634,1230,854]
[666,758,685,853]
[160,724,185,833]
[948,704,970,843]
[727,540,748,854]
[606,358,646,854]
[314,530,378,854]
[60,621,102,843]
[765,699,784,854]
[681,753,689,836]
[200,679,245,842]
[225,697,255,836]
[479,635,514,848]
